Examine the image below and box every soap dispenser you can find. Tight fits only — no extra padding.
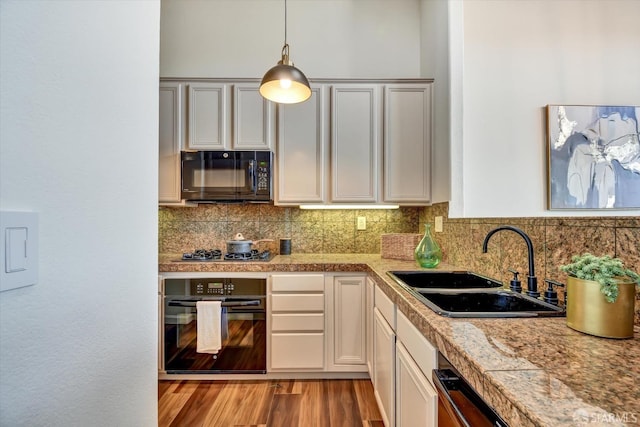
[508,269,522,293]
[543,279,565,306]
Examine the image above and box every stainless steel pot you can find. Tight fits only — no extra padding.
[226,233,273,254]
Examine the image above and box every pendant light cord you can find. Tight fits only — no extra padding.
[284,0,288,45]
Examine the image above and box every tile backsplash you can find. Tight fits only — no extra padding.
[159,204,421,255]
[159,202,639,324]
[420,202,640,325]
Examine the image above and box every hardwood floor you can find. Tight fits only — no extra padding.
[158,379,383,427]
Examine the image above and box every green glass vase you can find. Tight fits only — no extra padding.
[414,223,442,268]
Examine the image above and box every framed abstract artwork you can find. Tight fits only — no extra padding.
[546,105,640,209]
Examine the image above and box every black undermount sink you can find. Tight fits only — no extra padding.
[387,271,502,290]
[388,271,565,318]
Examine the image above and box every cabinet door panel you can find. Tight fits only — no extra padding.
[159,83,182,203]
[397,310,437,383]
[375,284,396,329]
[366,277,375,378]
[334,276,366,365]
[374,308,395,427]
[271,333,324,369]
[396,342,437,427]
[331,85,380,202]
[188,83,228,149]
[234,85,273,150]
[276,86,326,204]
[384,84,432,204]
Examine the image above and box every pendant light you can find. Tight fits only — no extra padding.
[259,0,311,104]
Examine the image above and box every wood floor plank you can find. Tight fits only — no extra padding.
[169,381,225,427]
[267,393,302,427]
[158,391,193,426]
[353,379,383,422]
[173,379,203,395]
[272,379,302,395]
[298,380,330,427]
[201,381,275,426]
[326,380,363,427]
[158,380,173,400]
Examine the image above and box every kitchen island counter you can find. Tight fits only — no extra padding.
[159,253,640,426]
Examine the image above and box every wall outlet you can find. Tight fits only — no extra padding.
[434,216,443,233]
[357,216,367,230]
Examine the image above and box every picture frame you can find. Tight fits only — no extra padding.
[546,104,640,210]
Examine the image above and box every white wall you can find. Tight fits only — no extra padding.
[449,0,640,217]
[160,0,422,78]
[420,0,451,203]
[0,1,160,426]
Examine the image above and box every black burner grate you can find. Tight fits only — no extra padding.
[180,249,272,262]
[182,249,222,261]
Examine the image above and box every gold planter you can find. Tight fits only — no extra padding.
[566,276,636,339]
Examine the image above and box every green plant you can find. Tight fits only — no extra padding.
[560,253,640,303]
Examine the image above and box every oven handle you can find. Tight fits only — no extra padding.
[433,368,471,427]
[168,299,260,308]
[432,368,508,427]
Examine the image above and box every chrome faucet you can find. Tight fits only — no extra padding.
[482,225,540,298]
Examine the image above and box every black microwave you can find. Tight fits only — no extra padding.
[181,151,272,202]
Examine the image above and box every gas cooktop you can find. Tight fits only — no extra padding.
[175,249,273,262]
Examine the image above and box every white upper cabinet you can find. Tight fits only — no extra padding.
[187,82,230,150]
[233,84,274,150]
[185,81,272,151]
[275,85,328,204]
[161,78,432,205]
[331,84,381,203]
[274,79,432,206]
[384,84,433,205]
[158,82,183,203]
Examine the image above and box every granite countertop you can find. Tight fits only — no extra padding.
[159,253,640,427]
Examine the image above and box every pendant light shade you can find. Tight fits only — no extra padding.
[259,0,311,104]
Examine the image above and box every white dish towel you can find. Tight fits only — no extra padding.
[196,300,222,354]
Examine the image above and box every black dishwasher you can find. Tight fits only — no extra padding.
[432,353,508,427]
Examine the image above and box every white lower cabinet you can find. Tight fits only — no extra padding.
[271,333,324,370]
[395,310,438,427]
[372,285,438,427]
[268,273,368,373]
[373,283,397,427]
[366,277,375,379]
[330,275,367,368]
[396,343,437,427]
[374,308,396,427]
[269,274,325,371]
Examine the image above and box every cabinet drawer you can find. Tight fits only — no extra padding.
[397,310,437,384]
[271,274,325,292]
[271,333,324,369]
[271,294,325,312]
[375,284,396,330]
[272,313,324,332]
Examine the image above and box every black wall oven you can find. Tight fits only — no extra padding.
[433,352,508,426]
[181,150,272,202]
[161,276,266,374]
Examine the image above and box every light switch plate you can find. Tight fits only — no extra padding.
[357,216,367,230]
[0,211,38,292]
[434,216,443,233]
